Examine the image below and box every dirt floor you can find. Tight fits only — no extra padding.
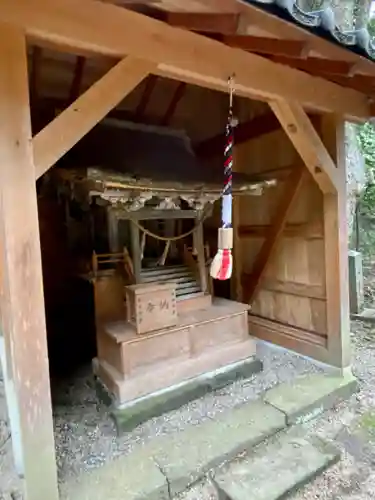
[1,320,375,499]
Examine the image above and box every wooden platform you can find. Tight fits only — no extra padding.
[94,298,255,405]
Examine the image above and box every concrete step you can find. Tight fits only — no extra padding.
[65,372,358,500]
[213,430,340,500]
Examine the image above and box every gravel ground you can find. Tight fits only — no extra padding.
[1,321,375,499]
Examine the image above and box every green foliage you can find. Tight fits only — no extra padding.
[355,122,375,256]
[368,16,375,37]
[357,123,375,216]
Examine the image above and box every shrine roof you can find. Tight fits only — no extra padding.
[58,120,276,196]
[245,0,375,61]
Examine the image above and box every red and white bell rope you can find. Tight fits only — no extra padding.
[210,76,235,281]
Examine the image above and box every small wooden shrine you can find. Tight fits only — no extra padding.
[54,119,276,405]
[0,0,368,496]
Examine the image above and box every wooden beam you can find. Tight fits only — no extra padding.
[320,114,351,369]
[0,24,58,500]
[135,74,158,120]
[68,55,86,103]
[269,100,339,194]
[236,0,373,68]
[325,73,375,96]
[243,166,306,304]
[248,315,330,364]
[33,56,153,179]
[0,0,370,119]
[166,11,240,34]
[238,220,324,239]
[269,55,355,77]
[160,81,186,126]
[199,0,375,76]
[223,35,309,57]
[251,277,326,300]
[194,220,208,295]
[130,220,142,283]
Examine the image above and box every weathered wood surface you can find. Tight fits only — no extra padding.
[236,125,329,356]
[125,282,177,334]
[33,56,153,178]
[269,100,339,193]
[320,115,351,368]
[0,0,370,118]
[95,298,253,402]
[243,165,306,304]
[0,24,58,500]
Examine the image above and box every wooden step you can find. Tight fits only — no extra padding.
[140,264,203,300]
[94,337,256,404]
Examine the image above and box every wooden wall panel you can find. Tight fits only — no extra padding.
[236,128,328,345]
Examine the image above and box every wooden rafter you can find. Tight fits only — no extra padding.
[68,55,86,103]
[269,100,339,194]
[325,74,375,96]
[242,165,306,304]
[160,81,186,126]
[223,35,309,58]
[269,55,355,77]
[0,0,370,119]
[237,1,375,71]
[198,0,375,77]
[33,57,153,179]
[135,74,158,120]
[165,11,240,34]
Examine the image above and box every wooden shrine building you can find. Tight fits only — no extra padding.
[0,0,374,498]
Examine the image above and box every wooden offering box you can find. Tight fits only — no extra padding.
[125,282,177,334]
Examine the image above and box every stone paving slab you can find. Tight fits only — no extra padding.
[111,357,263,434]
[149,400,286,496]
[213,430,340,500]
[264,372,358,425]
[60,452,169,500]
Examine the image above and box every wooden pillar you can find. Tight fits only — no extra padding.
[194,221,208,294]
[107,208,120,253]
[320,115,351,369]
[0,26,59,499]
[130,220,142,283]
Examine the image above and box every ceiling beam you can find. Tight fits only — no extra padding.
[68,55,86,103]
[33,56,153,179]
[199,0,375,75]
[223,35,309,58]
[165,11,240,34]
[135,74,158,120]
[0,0,370,119]
[270,55,355,77]
[160,81,186,126]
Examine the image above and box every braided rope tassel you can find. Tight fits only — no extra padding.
[210,76,234,281]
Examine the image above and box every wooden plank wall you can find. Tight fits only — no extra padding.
[235,128,329,354]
